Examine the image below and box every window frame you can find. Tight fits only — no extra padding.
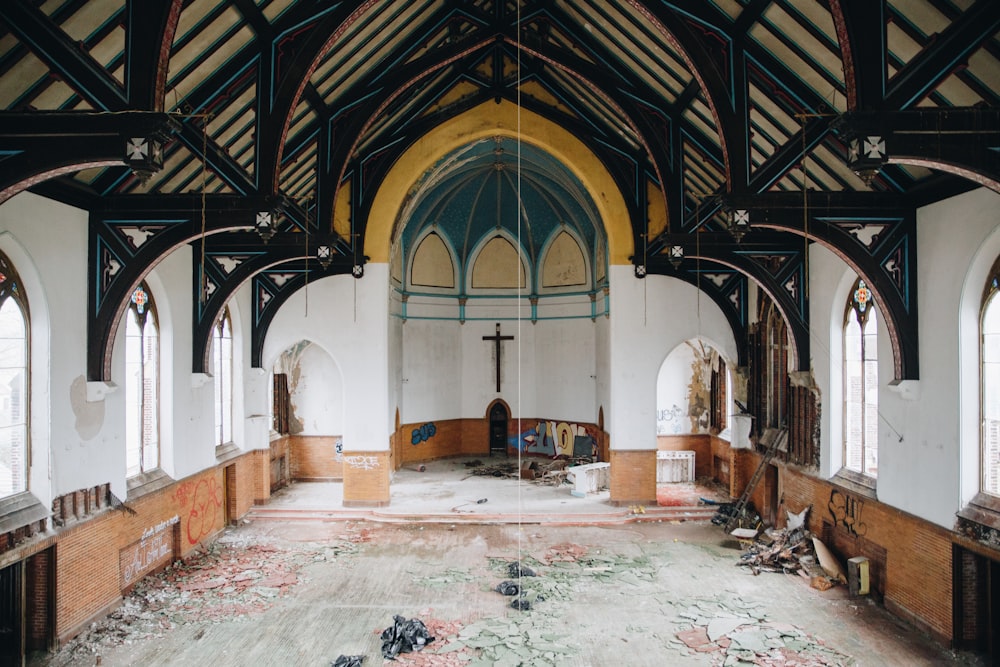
[0,251,29,499]
[124,282,159,478]
[212,308,234,446]
[980,260,1000,499]
[842,278,878,479]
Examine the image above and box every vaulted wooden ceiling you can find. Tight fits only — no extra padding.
[0,0,997,382]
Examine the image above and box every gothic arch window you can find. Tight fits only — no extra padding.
[0,252,28,498]
[981,260,1000,497]
[765,304,788,430]
[212,307,233,446]
[844,278,878,477]
[125,282,159,477]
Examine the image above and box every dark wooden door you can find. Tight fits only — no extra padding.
[489,404,508,456]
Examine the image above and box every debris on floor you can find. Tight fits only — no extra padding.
[462,457,594,486]
[737,526,812,575]
[331,655,364,667]
[49,528,361,663]
[670,594,852,666]
[734,506,845,591]
[379,615,436,660]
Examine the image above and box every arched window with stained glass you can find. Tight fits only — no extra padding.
[844,278,878,478]
[0,252,28,499]
[125,282,159,477]
[980,259,1000,498]
[212,307,233,446]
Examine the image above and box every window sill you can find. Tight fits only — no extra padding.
[0,492,49,534]
[957,493,1000,533]
[127,469,174,499]
[215,442,241,463]
[830,468,877,500]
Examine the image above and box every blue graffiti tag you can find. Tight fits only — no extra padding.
[411,422,437,445]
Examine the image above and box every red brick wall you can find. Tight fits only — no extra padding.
[288,435,343,480]
[399,418,603,463]
[609,449,656,506]
[26,548,53,651]
[731,455,958,643]
[252,448,271,504]
[52,453,260,645]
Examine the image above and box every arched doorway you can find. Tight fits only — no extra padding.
[489,403,509,457]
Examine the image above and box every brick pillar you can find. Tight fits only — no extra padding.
[342,451,391,507]
[609,449,656,506]
[252,449,271,504]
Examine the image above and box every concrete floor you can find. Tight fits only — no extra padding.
[35,457,985,666]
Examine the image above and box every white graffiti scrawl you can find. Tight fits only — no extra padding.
[120,514,179,588]
[343,455,380,470]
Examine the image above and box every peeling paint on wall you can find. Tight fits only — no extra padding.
[69,375,104,440]
[275,341,311,434]
[685,340,715,433]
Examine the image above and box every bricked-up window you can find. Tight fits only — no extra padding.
[981,261,1000,497]
[710,356,728,433]
[272,372,289,434]
[125,283,158,477]
[765,304,788,430]
[0,252,28,498]
[212,308,233,445]
[844,278,878,477]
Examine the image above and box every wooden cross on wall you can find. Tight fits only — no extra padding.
[482,322,514,392]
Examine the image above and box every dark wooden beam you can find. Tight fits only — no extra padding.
[0,2,127,111]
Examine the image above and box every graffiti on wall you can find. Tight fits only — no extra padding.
[344,455,380,470]
[514,420,597,457]
[828,489,867,536]
[411,422,437,445]
[174,477,223,545]
[656,405,684,435]
[120,515,179,588]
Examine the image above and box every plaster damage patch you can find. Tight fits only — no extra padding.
[70,374,104,439]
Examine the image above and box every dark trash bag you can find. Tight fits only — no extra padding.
[332,656,364,667]
[507,561,536,577]
[495,580,520,595]
[380,614,435,660]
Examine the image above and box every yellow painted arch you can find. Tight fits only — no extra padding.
[364,100,633,264]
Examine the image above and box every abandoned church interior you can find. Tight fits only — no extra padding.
[0,0,999,664]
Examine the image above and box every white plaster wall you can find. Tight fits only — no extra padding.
[460,318,537,418]
[531,318,595,422]
[0,193,98,501]
[400,319,464,422]
[910,187,1000,525]
[263,268,390,451]
[608,267,738,451]
[233,283,270,450]
[0,191,276,503]
[656,343,695,435]
[958,190,1000,506]
[287,343,343,435]
[809,244,896,479]
[808,243,849,478]
[399,315,597,424]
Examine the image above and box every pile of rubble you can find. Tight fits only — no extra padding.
[734,506,848,592]
[737,526,812,576]
[463,457,595,486]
